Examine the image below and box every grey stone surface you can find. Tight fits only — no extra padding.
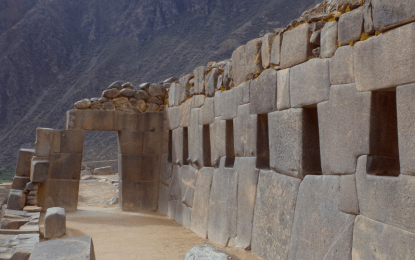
[397,83,415,175]
[174,200,184,225]
[193,66,206,95]
[330,45,355,85]
[117,131,144,155]
[288,175,355,260]
[280,23,311,69]
[168,166,181,201]
[268,108,321,179]
[93,166,112,175]
[44,207,66,239]
[167,200,176,219]
[12,176,30,190]
[352,215,415,260]
[318,84,371,175]
[321,21,338,58]
[168,82,179,107]
[233,105,257,157]
[179,165,198,207]
[235,80,250,105]
[7,190,26,211]
[354,22,415,91]
[34,128,61,157]
[355,155,415,233]
[29,236,95,260]
[189,109,204,169]
[339,174,360,215]
[290,58,330,108]
[231,38,262,87]
[261,33,276,69]
[134,90,149,101]
[223,62,232,89]
[149,83,165,97]
[60,130,84,154]
[270,33,282,66]
[167,106,179,130]
[250,68,278,114]
[363,0,375,34]
[339,7,363,46]
[220,88,237,120]
[182,203,192,229]
[233,158,259,249]
[190,167,214,238]
[15,149,35,177]
[118,154,160,182]
[372,0,415,32]
[309,30,320,45]
[210,117,226,167]
[172,127,183,166]
[119,181,158,211]
[158,183,169,215]
[179,98,192,128]
[205,68,220,97]
[39,179,80,211]
[252,170,301,260]
[30,157,48,183]
[193,95,205,109]
[147,97,163,105]
[207,158,237,246]
[198,98,214,125]
[185,244,229,260]
[178,74,192,104]
[277,68,290,110]
[214,91,221,117]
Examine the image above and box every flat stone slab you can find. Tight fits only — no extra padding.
[29,236,95,260]
[372,0,415,32]
[185,244,229,260]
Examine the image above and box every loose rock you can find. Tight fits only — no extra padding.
[74,99,91,109]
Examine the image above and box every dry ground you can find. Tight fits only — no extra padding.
[44,176,261,260]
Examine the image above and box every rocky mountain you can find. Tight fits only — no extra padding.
[0,0,320,178]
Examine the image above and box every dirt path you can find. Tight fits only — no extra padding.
[59,178,261,260]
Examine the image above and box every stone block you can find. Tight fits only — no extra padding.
[189,109,204,168]
[205,68,220,97]
[167,200,176,219]
[34,128,61,157]
[11,176,30,190]
[339,174,360,215]
[93,166,112,175]
[174,200,183,225]
[30,157,49,183]
[117,131,144,155]
[172,127,183,166]
[119,181,158,211]
[270,33,282,66]
[277,68,290,110]
[158,183,169,215]
[372,0,415,32]
[193,95,205,109]
[142,132,163,156]
[44,207,66,239]
[193,66,206,95]
[182,203,192,229]
[318,84,371,175]
[66,110,135,131]
[261,33,276,69]
[231,38,262,87]
[290,58,330,108]
[321,21,338,58]
[198,97,214,125]
[179,98,192,127]
[233,105,257,157]
[207,158,237,246]
[136,112,164,133]
[180,165,198,207]
[38,179,79,212]
[330,45,355,85]
[355,155,415,233]
[7,190,26,211]
[251,170,301,260]
[191,167,214,238]
[220,88,237,120]
[168,82,179,107]
[234,158,259,249]
[168,166,181,200]
[166,106,180,130]
[235,80,250,105]
[15,149,35,177]
[223,62,232,89]
[185,245,229,260]
[118,154,160,182]
[268,108,321,179]
[160,154,173,186]
[178,74,192,104]
[338,7,363,46]
[210,117,226,167]
[60,130,84,154]
[354,22,415,92]
[29,236,95,260]
[280,23,311,69]
[214,91,221,117]
[288,175,355,260]
[352,215,415,260]
[48,153,82,180]
[250,68,278,114]
[363,0,375,34]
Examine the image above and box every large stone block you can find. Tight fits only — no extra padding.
[290,58,330,108]
[158,183,169,215]
[166,106,180,130]
[179,98,192,127]
[352,215,415,260]
[193,66,207,95]
[189,109,204,168]
[38,179,79,212]
[330,45,355,85]
[168,166,181,201]
[268,108,321,179]
[207,158,237,246]
[220,88,237,120]
[137,112,164,133]
[179,165,198,207]
[142,132,163,156]
[178,74,192,104]
[205,68,220,97]
[182,203,192,229]
[172,127,183,166]
[198,97,214,125]
[288,175,355,260]
[30,157,49,183]
[321,21,338,58]
[355,155,415,233]
[160,154,173,186]
[44,207,66,239]
[231,38,262,87]
[119,181,158,211]
[338,7,363,46]
[261,33,276,69]
[29,236,95,260]
[34,128,60,157]
[210,117,226,167]
[192,95,205,109]
[167,200,177,219]
[235,80,250,105]
[168,82,179,107]
[277,69,290,110]
[372,0,415,32]
[250,68,278,114]
[11,176,30,190]
[354,22,415,91]
[60,130,84,154]
[233,105,257,157]
[48,153,82,180]
[7,190,26,210]
[234,158,259,249]
[117,131,144,155]
[191,167,214,238]
[339,174,360,215]
[174,200,183,225]
[118,154,160,182]
[318,84,371,175]
[280,23,311,69]
[252,170,301,260]
[270,33,282,66]
[15,149,35,177]
[214,91,221,117]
